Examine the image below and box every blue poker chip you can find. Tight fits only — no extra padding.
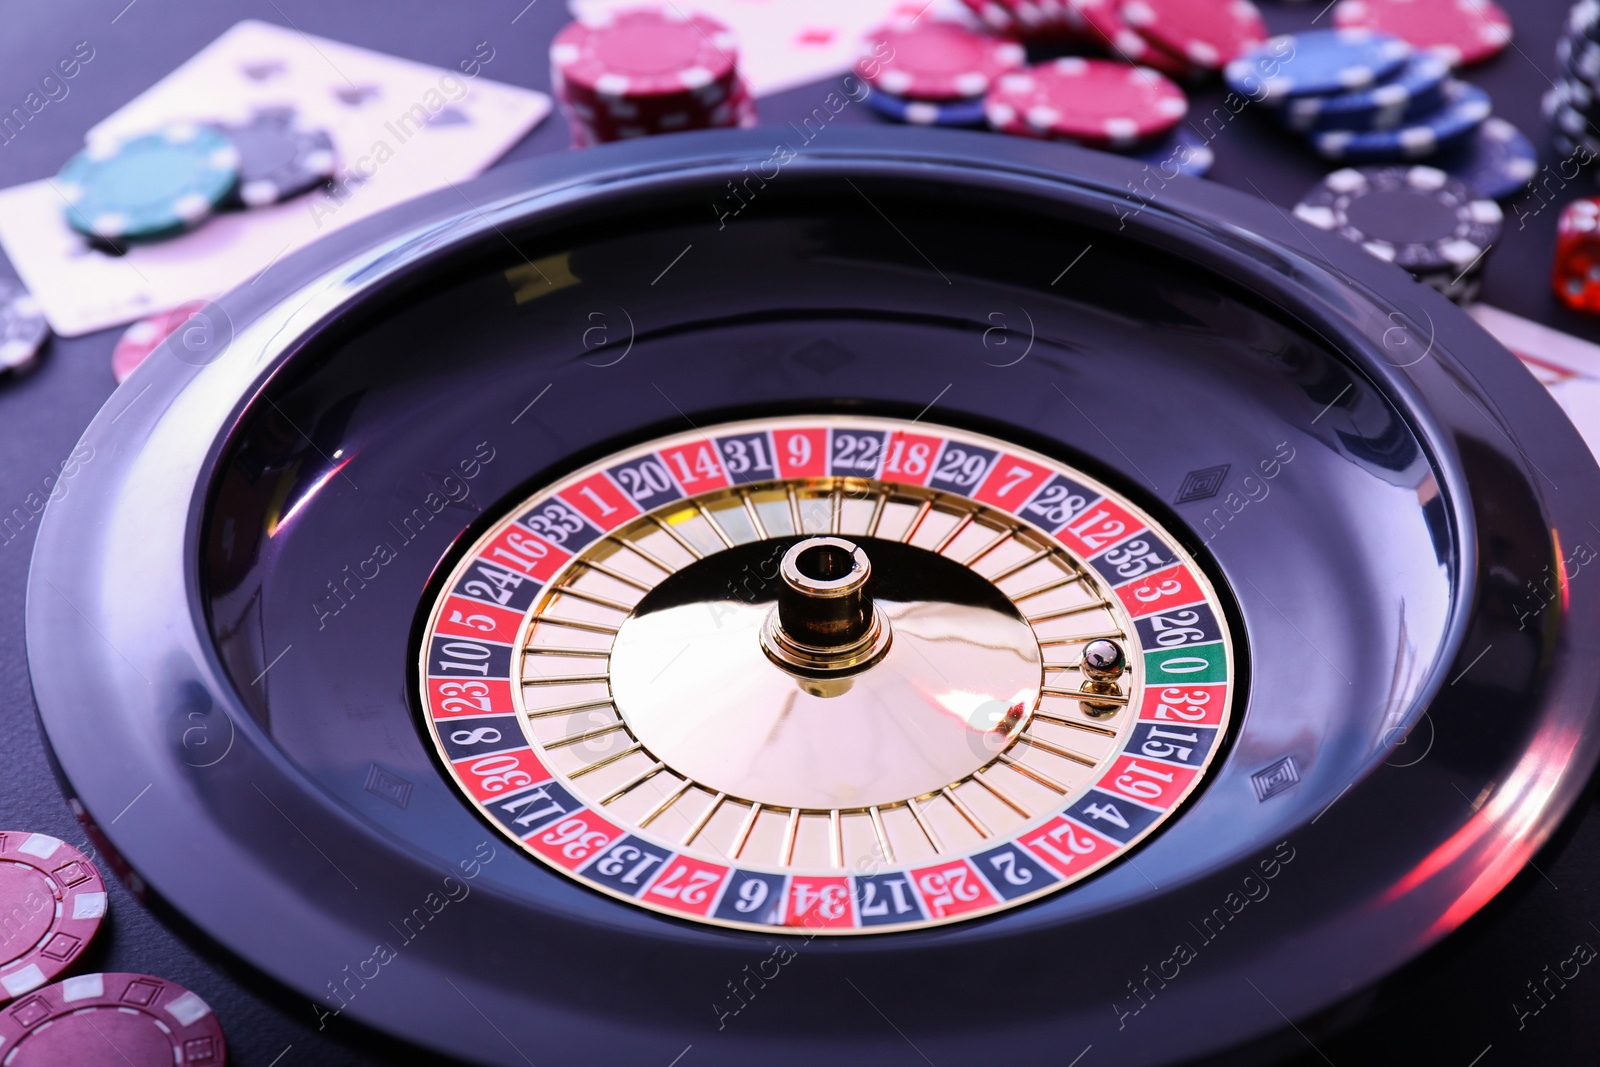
[1433,117,1538,200]
[58,124,240,242]
[1311,81,1490,162]
[864,86,986,127]
[1131,126,1214,177]
[1280,52,1449,133]
[1225,29,1411,102]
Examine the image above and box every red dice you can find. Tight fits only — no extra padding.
[1556,198,1600,312]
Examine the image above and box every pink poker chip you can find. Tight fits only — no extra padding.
[111,300,209,384]
[954,0,1101,42]
[1076,0,1198,79]
[1119,0,1267,70]
[863,19,1026,101]
[1333,0,1511,67]
[985,57,1188,148]
[0,832,107,1003]
[0,972,225,1066]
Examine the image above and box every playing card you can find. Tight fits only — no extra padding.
[1472,302,1600,462]
[1471,303,1600,383]
[0,20,550,336]
[566,0,945,96]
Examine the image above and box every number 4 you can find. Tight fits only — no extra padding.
[1082,801,1129,829]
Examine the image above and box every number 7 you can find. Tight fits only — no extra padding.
[996,464,1032,498]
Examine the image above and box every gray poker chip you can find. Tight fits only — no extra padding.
[1292,165,1501,276]
[214,110,337,208]
[0,278,49,374]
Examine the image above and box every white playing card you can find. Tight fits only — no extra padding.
[566,0,949,96]
[1470,303,1600,383]
[0,20,550,336]
[1470,302,1600,464]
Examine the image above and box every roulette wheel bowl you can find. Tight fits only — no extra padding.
[24,128,1600,1065]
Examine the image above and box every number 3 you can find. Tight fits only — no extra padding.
[1134,578,1182,603]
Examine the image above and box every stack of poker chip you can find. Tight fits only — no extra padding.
[1229,28,1533,199]
[1293,165,1502,304]
[956,0,1267,81]
[856,8,1238,176]
[861,19,1025,128]
[56,108,338,248]
[550,6,753,147]
[1550,1,1600,168]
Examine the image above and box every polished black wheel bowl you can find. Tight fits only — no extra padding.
[27,128,1600,1066]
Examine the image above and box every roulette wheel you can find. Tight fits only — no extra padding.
[23,127,1600,1065]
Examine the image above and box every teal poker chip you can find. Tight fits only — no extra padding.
[58,124,240,242]
[1311,80,1489,162]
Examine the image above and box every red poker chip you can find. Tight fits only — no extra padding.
[1049,0,1092,36]
[1076,0,1198,79]
[550,7,738,99]
[0,972,226,1066]
[957,0,1024,36]
[1119,0,1266,70]
[559,76,753,145]
[566,83,738,130]
[958,0,1094,42]
[112,300,209,384]
[984,57,1188,148]
[1332,0,1511,67]
[562,95,723,139]
[0,832,107,1002]
[863,19,1025,101]
[733,79,758,129]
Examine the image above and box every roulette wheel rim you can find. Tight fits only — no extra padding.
[24,128,1600,1065]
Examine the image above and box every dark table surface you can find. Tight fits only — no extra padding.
[3,2,1599,1064]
